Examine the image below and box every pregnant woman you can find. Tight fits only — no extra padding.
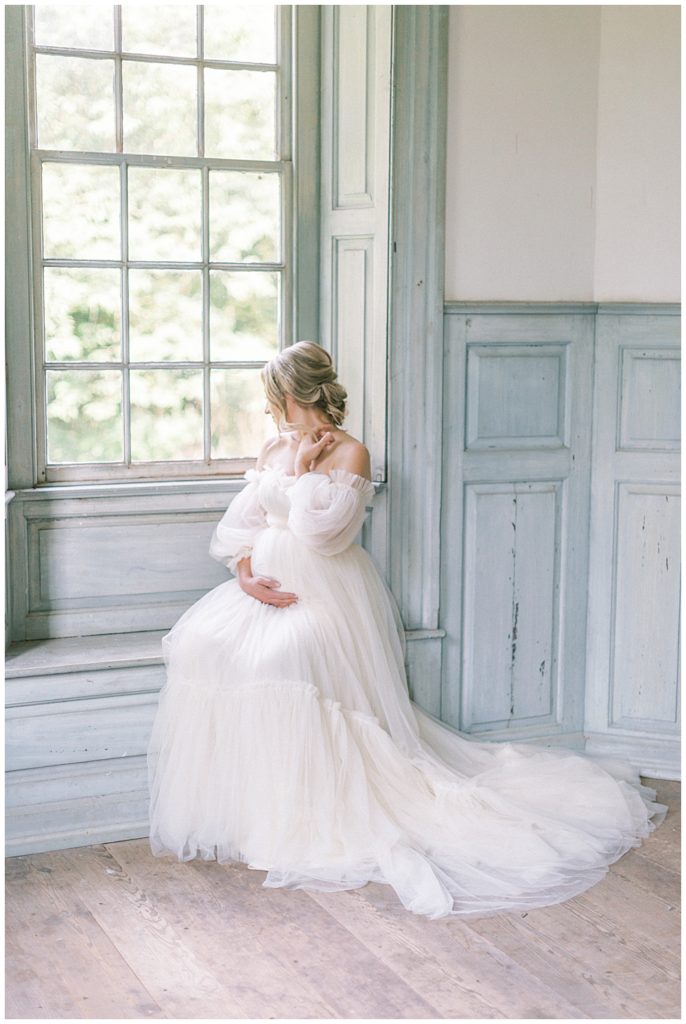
[147,340,667,919]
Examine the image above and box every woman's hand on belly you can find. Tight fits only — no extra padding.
[239,573,299,607]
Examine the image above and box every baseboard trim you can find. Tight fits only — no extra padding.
[5,818,150,858]
[584,731,681,781]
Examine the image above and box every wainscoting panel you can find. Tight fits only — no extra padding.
[461,481,560,731]
[584,312,680,776]
[440,307,594,745]
[7,484,243,639]
[440,303,680,777]
[5,631,165,856]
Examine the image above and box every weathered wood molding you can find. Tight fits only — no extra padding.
[387,5,449,630]
[445,301,681,316]
[584,732,680,781]
[292,5,321,343]
[5,6,36,491]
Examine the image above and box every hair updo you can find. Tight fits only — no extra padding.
[261,340,348,434]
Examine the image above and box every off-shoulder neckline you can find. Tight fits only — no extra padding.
[255,464,374,486]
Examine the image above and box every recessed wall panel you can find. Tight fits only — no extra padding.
[462,482,559,730]
[610,484,680,730]
[619,347,681,451]
[31,517,221,607]
[465,343,568,449]
[333,6,373,207]
[332,236,371,442]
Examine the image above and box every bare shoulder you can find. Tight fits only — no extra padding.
[255,434,283,470]
[333,437,372,481]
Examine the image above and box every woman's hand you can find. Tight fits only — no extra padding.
[240,573,299,607]
[295,425,335,476]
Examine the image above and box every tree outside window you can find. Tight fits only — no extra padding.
[27,4,291,482]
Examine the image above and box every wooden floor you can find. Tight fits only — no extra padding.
[6,778,680,1020]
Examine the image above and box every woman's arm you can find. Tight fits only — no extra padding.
[287,444,375,555]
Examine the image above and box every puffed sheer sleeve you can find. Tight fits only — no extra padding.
[209,469,267,574]
[287,468,375,555]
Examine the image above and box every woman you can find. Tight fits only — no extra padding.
[147,341,667,920]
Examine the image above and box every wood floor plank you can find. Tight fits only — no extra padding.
[567,869,680,950]
[184,851,441,1019]
[345,882,591,1019]
[304,886,507,1019]
[5,930,77,1021]
[457,911,638,1020]
[5,856,164,1019]
[106,839,338,1019]
[636,819,681,874]
[467,894,679,1019]
[560,893,680,977]
[48,844,258,1018]
[6,779,681,1021]
[610,848,680,907]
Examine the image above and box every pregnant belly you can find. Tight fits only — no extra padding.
[251,526,313,595]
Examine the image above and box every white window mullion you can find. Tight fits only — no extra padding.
[278,6,293,348]
[32,150,286,174]
[198,5,210,462]
[31,156,48,483]
[114,6,123,152]
[197,5,204,158]
[201,164,211,462]
[120,159,130,466]
[116,7,129,466]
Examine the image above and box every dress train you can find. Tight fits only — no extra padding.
[147,465,668,920]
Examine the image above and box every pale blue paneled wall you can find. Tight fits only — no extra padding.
[584,313,680,775]
[439,303,680,776]
[7,484,242,639]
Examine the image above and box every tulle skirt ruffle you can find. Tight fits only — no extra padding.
[147,527,668,920]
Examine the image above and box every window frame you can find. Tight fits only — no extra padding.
[24,4,294,484]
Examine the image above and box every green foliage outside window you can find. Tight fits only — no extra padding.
[33,4,283,473]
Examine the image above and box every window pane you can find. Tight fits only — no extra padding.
[127,167,201,262]
[210,271,278,360]
[46,369,122,463]
[210,369,274,458]
[42,162,120,259]
[204,68,275,160]
[204,5,276,64]
[209,170,279,264]
[44,267,121,362]
[34,5,114,51]
[123,61,197,156]
[36,55,115,153]
[130,369,203,461]
[129,269,202,362]
[122,5,197,57]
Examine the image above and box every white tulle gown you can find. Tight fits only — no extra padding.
[146,464,668,920]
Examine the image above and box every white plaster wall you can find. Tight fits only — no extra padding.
[594,5,681,301]
[444,5,680,302]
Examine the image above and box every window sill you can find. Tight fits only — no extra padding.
[10,476,388,502]
[9,477,251,501]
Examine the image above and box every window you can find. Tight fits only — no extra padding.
[25,4,292,483]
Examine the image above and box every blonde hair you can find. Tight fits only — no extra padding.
[261,341,348,434]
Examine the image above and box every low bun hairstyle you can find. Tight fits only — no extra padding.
[261,341,348,434]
